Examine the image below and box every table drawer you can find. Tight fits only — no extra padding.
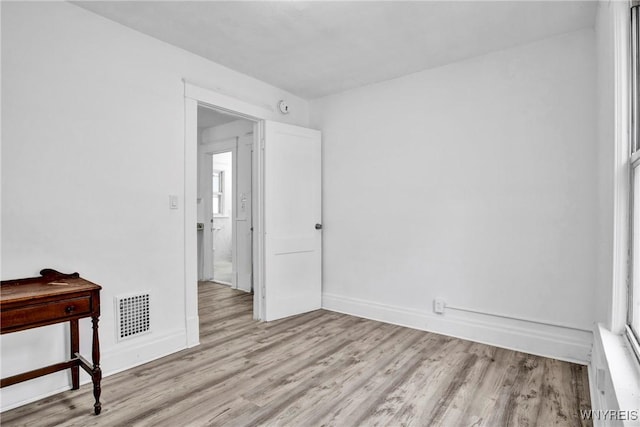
[1,296,92,329]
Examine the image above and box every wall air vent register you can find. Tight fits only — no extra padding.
[115,292,151,341]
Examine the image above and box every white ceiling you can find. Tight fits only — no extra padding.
[73,1,597,100]
[197,106,239,129]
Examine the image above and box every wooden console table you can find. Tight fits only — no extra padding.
[0,269,102,415]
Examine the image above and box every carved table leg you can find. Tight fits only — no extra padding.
[70,319,80,389]
[91,315,102,415]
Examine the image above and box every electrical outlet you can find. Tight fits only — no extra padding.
[434,298,446,314]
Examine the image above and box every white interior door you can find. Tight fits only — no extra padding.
[236,134,253,292]
[199,150,214,281]
[264,121,322,321]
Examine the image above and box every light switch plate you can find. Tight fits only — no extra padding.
[169,195,179,209]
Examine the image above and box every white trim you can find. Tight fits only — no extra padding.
[445,303,591,333]
[100,328,187,377]
[185,82,272,122]
[612,0,632,334]
[202,138,237,153]
[1,384,71,413]
[184,96,200,347]
[185,315,200,348]
[323,292,592,364]
[254,121,265,321]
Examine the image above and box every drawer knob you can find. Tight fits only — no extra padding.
[65,306,76,314]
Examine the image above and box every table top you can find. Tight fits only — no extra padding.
[1,270,101,304]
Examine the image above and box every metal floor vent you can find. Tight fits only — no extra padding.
[116,293,150,340]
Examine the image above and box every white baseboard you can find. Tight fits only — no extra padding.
[322,292,592,364]
[101,327,187,377]
[1,328,187,412]
[186,315,200,348]
[0,383,73,413]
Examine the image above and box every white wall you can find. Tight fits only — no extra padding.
[311,29,597,363]
[0,2,308,410]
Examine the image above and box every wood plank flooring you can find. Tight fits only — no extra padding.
[2,282,592,426]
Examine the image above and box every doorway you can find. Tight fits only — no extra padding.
[184,83,322,347]
[196,106,255,329]
[211,151,233,285]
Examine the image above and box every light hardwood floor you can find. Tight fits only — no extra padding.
[2,282,592,426]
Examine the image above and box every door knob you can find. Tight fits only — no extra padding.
[315,224,323,230]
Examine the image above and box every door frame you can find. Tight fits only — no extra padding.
[201,140,238,287]
[184,82,267,347]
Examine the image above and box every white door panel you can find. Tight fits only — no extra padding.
[264,121,321,321]
[236,134,253,292]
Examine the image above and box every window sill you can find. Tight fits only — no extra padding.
[592,324,640,425]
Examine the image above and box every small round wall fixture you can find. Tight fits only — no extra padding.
[278,100,290,114]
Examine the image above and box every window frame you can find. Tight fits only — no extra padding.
[627,1,640,362]
[212,169,225,217]
[628,157,640,361]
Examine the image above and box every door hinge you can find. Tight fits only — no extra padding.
[261,139,265,150]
